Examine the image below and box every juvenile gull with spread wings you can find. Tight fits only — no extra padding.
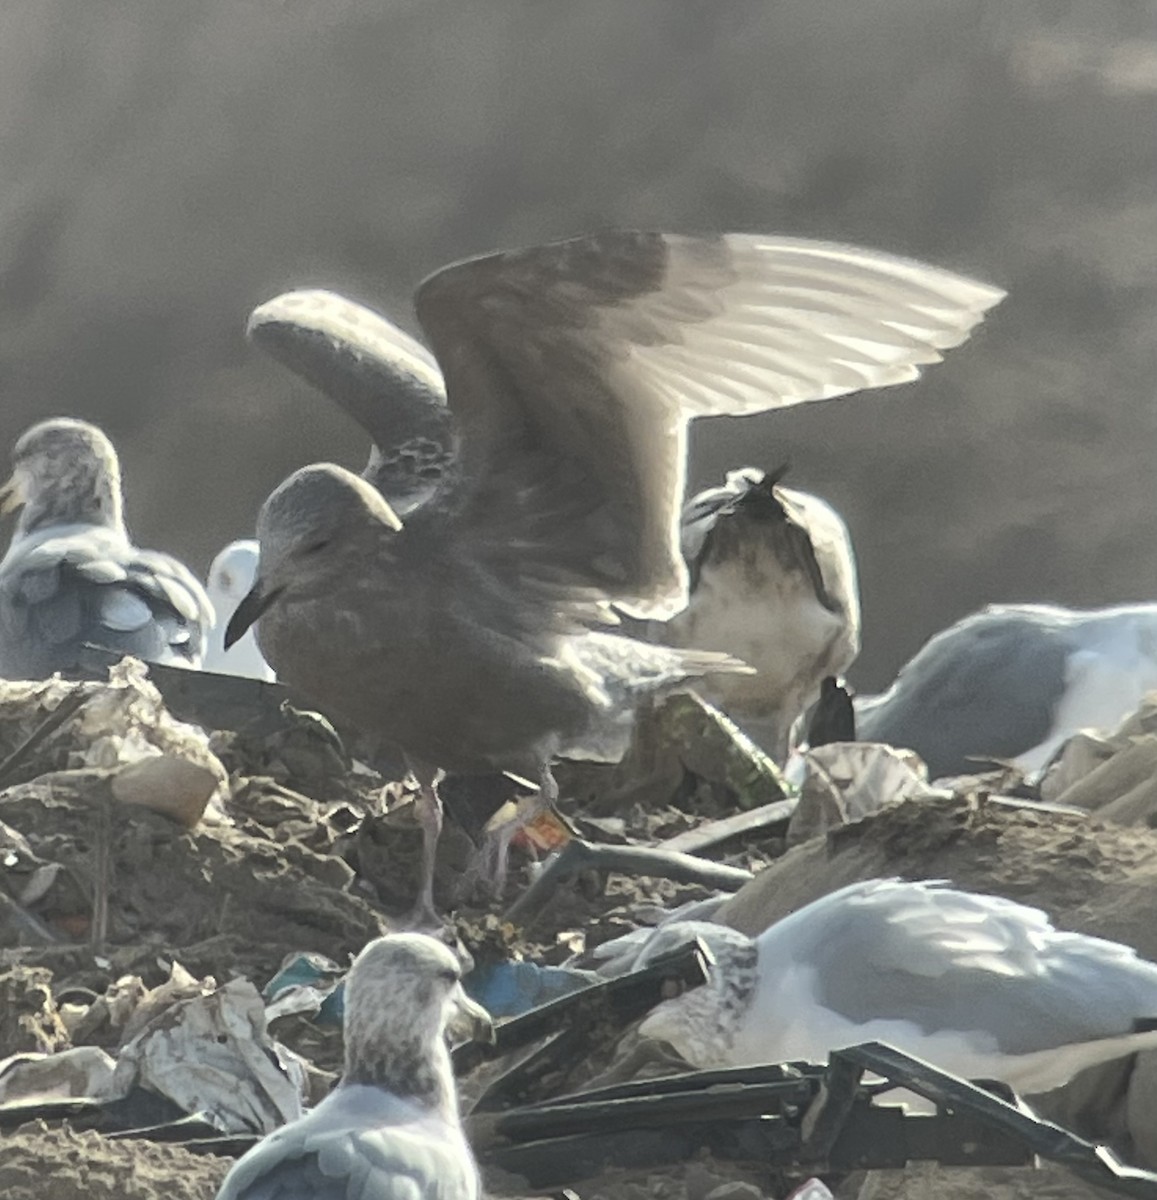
[0,418,213,679]
[616,878,1157,1096]
[216,932,491,1200]
[228,231,1004,925]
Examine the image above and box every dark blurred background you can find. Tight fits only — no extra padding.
[1,1,1154,690]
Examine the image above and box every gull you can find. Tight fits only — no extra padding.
[247,288,454,517]
[249,295,860,765]
[202,539,275,680]
[227,230,1004,925]
[620,878,1157,1096]
[662,465,861,761]
[856,602,1157,779]
[0,418,213,679]
[215,932,491,1200]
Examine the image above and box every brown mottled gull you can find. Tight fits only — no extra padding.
[215,932,491,1200]
[247,289,454,518]
[665,465,861,762]
[227,230,1004,924]
[0,418,213,679]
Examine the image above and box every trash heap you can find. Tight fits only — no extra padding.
[3,657,1157,1200]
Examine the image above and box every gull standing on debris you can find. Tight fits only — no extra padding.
[857,602,1157,778]
[618,878,1157,1096]
[0,418,213,679]
[663,466,860,761]
[203,540,275,680]
[216,932,491,1200]
[227,231,1004,926]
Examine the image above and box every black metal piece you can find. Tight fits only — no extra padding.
[799,1048,862,1159]
[806,676,856,747]
[72,646,309,735]
[836,1043,1157,1199]
[453,938,711,1098]
[0,1085,192,1135]
[468,1042,1157,1198]
[487,1117,797,1187]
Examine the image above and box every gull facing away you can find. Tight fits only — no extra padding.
[856,602,1157,779]
[203,539,275,680]
[228,230,1004,925]
[216,932,491,1200]
[662,465,860,762]
[618,878,1157,1097]
[0,418,213,679]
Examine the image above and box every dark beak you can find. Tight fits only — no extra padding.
[223,581,283,649]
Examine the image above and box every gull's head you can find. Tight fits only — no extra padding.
[342,933,493,1111]
[1,417,124,534]
[206,539,260,605]
[223,463,401,648]
[635,921,759,1069]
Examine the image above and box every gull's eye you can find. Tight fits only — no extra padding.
[439,968,459,984]
[302,538,329,556]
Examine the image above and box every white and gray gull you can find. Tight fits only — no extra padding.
[203,539,275,680]
[215,931,491,1200]
[662,465,860,762]
[0,418,213,679]
[615,878,1157,1097]
[856,602,1157,778]
[226,230,1004,925]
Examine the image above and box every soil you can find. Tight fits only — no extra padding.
[1,679,1155,1199]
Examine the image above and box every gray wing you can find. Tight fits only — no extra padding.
[414,231,1004,623]
[560,630,750,761]
[778,879,1157,1056]
[248,290,455,516]
[855,605,1074,775]
[0,531,212,677]
[217,1093,476,1200]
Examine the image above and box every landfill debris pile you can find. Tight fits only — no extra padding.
[3,661,1157,1199]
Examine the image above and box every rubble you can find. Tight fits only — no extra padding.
[1,656,1157,1198]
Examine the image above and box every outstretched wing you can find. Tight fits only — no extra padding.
[248,290,455,515]
[0,528,212,677]
[415,231,1003,621]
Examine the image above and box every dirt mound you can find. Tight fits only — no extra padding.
[0,1122,229,1200]
[4,669,1157,1198]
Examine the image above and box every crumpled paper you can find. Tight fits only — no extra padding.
[0,658,227,827]
[786,741,945,845]
[1039,693,1157,824]
[0,1045,119,1104]
[0,960,308,1134]
[112,961,308,1134]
